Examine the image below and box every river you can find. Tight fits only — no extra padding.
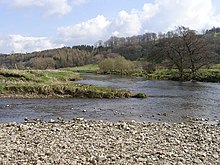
[0,73,220,124]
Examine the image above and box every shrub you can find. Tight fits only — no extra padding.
[98,56,137,74]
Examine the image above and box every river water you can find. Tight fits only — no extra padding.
[0,73,220,124]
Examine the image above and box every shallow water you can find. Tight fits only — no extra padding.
[0,73,220,123]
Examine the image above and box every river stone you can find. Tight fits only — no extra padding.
[0,119,220,164]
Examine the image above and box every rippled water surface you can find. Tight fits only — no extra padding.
[0,73,220,123]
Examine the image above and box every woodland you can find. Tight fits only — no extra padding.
[0,26,220,81]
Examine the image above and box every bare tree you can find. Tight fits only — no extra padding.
[151,26,217,80]
[176,26,217,79]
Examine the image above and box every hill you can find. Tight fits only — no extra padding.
[0,26,220,70]
[0,47,93,69]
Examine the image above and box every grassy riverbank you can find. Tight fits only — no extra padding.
[68,64,220,82]
[63,64,100,73]
[0,69,147,99]
[146,68,220,82]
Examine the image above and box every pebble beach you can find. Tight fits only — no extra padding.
[0,119,220,164]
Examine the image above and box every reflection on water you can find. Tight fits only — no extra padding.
[0,73,220,124]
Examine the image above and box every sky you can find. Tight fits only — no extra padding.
[0,0,220,54]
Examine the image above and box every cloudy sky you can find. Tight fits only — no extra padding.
[0,0,220,54]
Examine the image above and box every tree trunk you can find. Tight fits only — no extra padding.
[178,68,184,81]
[190,61,196,80]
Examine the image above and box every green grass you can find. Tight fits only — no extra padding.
[197,69,220,82]
[0,69,81,84]
[62,63,220,82]
[63,64,100,73]
[33,70,81,83]
[210,64,220,69]
[1,82,135,98]
[145,67,220,82]
[147,69,180,80]
[0,69,147,98]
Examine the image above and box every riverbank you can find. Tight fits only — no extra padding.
[0,119,219,164]
[98,68,220,83]
[146,68,220,82]
[0,69,147,99]
[73,64,220,83]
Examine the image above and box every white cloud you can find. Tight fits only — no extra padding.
[142,2,160,21]
[146,0,220,32]
[56,0,220,46]
[0,35,60,53]
[2,0,220,53]
[110,10,142,37]
[10,0,72,16]
[57,15,110,44]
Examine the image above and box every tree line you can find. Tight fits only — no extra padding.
[149,26,219,80]
[0,26,220,80]
[96,26,220,80]
[0,47,94,69]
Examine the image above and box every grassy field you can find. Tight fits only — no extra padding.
[146,68,220,82]
[63,64,100,73]
[0,69,147,99]
[62,63,220,82]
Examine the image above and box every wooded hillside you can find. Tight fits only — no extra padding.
[0,26,220,70]
[0,47,94,69]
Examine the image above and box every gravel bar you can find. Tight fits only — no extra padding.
[0,119,220,164]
